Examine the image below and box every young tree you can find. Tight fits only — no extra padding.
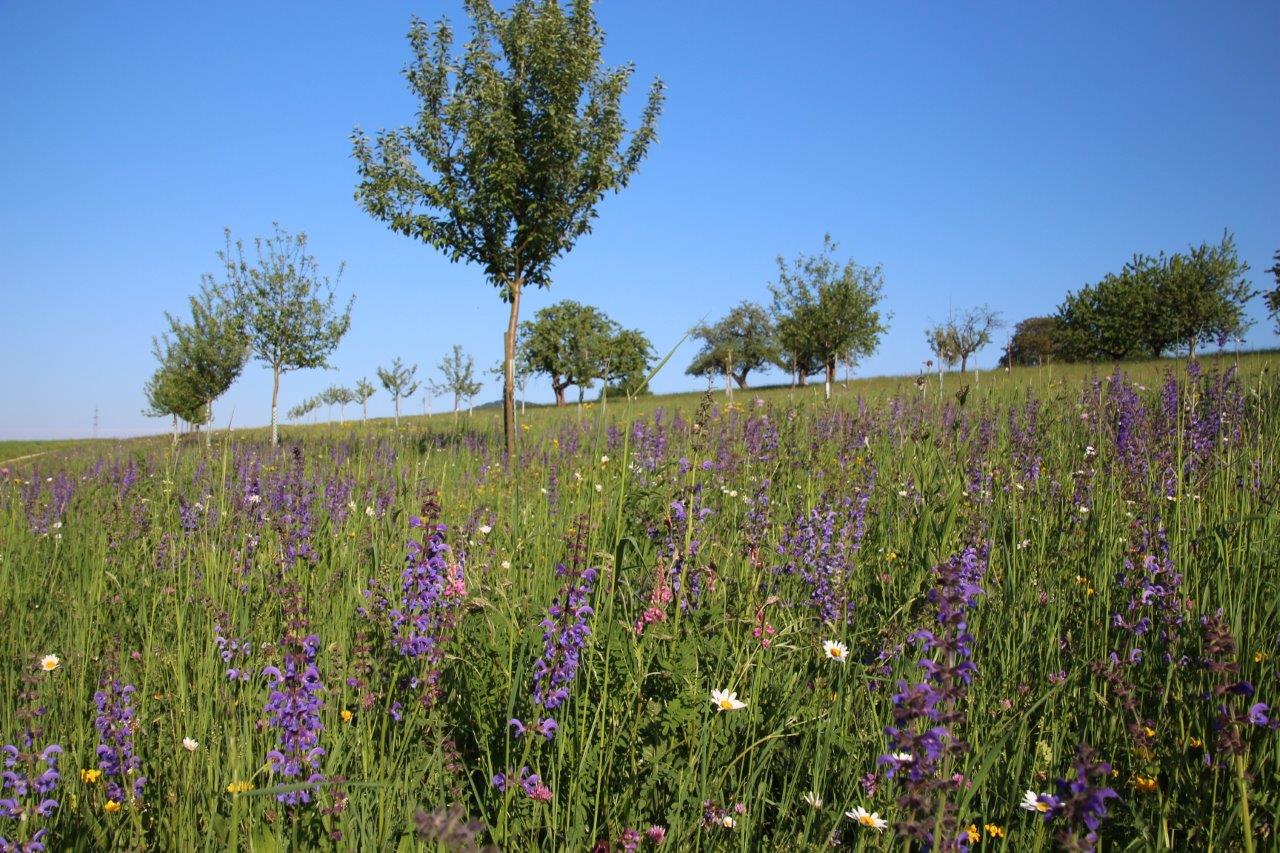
[432,345,482,418]
[159,282,249,446]
[222,224,353,446]
[769,236,889,399]
[686,301,777,391]
[320,385,356,423]
[377,358,420,426]
[519,300,616,406]
[143,348,206,446]
[287,397,321,421]
[352,1,664,459]
[353,377,376,421]
[924,305,1003,374]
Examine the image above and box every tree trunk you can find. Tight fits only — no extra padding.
[205,401,213,448]
[270,363,281,446]
[553,381,566,406]
[734,371,748,390]
[1188,337,1197,360]
[959,354,969,374]
[824,359,835,401]
[362,401,367,421]
[502,279,523,460]
[171,413,178,447]
[393,396,400,426]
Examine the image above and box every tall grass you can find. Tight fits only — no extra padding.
[0,353,1276,850]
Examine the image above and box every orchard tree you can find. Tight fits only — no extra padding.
[1266,250,1280,333]
[769,236,888,399]
[600,327,653,399]
[352,0,664,459]
[1055,271,1153,362]
[1158,232,1253,358]
[924,305,1002,373]
[687,301,777,391]
[377,358,420,426]
[158,282,248,445]
[432,345,482,417]
[287,396,321,422]
[999,316,1061,367]
[222,224,353,445]
[519,300,615,406]
[143,339,206,445]
[320,385,356,423]
[353,377,377,421]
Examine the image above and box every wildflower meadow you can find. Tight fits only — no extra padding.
[1,356,1278,851]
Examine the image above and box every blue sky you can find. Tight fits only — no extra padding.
[2,1,1277,439]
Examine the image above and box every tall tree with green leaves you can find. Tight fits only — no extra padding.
[432,345,482,417]
[687,301,777,391]
[600,327,653,399]
[222,224,353,445]
[160,283,249,445]
[352,0,664,458]
[377,358,420,426]
[1157,231,1253,358]
[143,338,206,445]
[999,316,1061,367]
[519,300,615,405]
[353,377,377,421]
[769,236,889,399]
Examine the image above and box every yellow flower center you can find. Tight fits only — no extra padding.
[1035,801,1049,813]
[830,648,844,658]
[858,815,876,827]
[718,699,734,710]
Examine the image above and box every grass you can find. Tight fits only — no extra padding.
[0,351,1276,850]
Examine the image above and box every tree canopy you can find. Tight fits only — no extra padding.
[999,316,1061,367]
[432,345,482,415]
[686,301,777,390]
[924,305,1002,373]
[352,0,664,457]
[769,236,888,396]
[377,358,421,425]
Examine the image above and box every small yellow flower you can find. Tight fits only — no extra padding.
[103,800,121,813]
[341,709,353,724]
[40,654,61,672]
[1142,725,1156,739]
[1086,587,1096,596]
[985,823,1005,838]
[1188,736,1203,749]
[965,824,980,844]
[1255,651,1268,663]
[80,768,102,784]
[226,781,253,795]
[1133,775,1158,794]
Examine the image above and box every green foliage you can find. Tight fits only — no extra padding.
[287,396,321,421]
[432,344,482,413]
[1267,250,1280,334]
[519,300,647,405]
[769,236,888,391]
[353,377,377,420]
[352,0,664,454]
[1056,232,1254,362]
[221,223,353,444]
[999,316,1061,367]
[378,358,421,424]
[924,305,1002,373]
[686,301,777,389]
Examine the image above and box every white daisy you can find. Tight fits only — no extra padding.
[846,806,888,831]
[1020,790,1051,813]
[821,640,848,662]
[40,654,61,672]
[802,790,823,809]
[710,689,747,711]
[182,737,199,752]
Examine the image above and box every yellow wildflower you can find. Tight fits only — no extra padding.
[1142,725,1156,739]
[985,823,1005,838]
[1188,736,1203,749]
[965,824,980,844]
[226,781,253,795]
[1255,652,1268,663]
[80,768,102,784]
[103,800,121,813]
[1133,775,1158,794]
[341,709,353,724]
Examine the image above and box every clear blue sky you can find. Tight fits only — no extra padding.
[3,1,1277,439]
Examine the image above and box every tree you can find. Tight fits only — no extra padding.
[1157,231,1253,358]
[222,224,353,446]
[686,301,777,391]
[353,377,377,421]
[924,305,1002,374]
[600,327,653,399]
[432,345,482,417]
[320,385,356,423]
[377,358,420,426]
[1266,250,1280,334]
[143,344,206,446]
[287,397,321,421]
[352,1,664,460]
[519,300,615,406]
[769,236,889,399]
[1055,271,1153,362]
[999,316,1061,367]
[156,282,248,446]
